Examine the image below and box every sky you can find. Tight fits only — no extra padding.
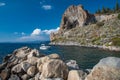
[0,0,120,42]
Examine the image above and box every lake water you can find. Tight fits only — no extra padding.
[0,42,120,69]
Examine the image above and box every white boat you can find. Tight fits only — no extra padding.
[40,44,50,50]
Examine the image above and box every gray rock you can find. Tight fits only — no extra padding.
[27,57,39,65]
[21,62,31,72]
[11,64,22,73]
[85,57,120,80]
[66,60,79,70]
[34,73,40,80]
[27,49,40,58]
[44,78,64,80]
[8,75,20,80]
[67,70,87,80]
[48,53,61,59]
[40,59,68,80]
[27,66,36,77]
[0,68,10,80]
[21,74,31,80]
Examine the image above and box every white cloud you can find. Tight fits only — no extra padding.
[17,27,59,42]
[42,5,52,10]
[0,2,6,6]
[21,32,25,35]
[43,27,59,34]
[31,28,41,36]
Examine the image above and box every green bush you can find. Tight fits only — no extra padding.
[118,13,120,20]
[96,22,104,28]
[112,37,120,46]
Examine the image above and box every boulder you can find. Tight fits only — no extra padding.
[40,59,68,80]
[21,62,31,72]
[11,64,22,73]
[43,78,64,80]
[0,68,9,80]
[27,66,36,77]
[27,57,39,65]
[67,70,87,80]
[85,57,120,80]
[34,73,41,80]
[27,49,40,58]
[0,62,7,71]
[37,56,50,72]
[14,47,31,58]
[21,74,30,80]
[48,54,61,59]
[66,60,79,70]
[8,74,20,80]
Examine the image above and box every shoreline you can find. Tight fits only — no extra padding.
[50,42,120,52]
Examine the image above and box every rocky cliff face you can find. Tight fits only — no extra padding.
[59,5,96,33]
[50,5,120,49]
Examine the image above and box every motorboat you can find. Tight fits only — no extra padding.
[40,44,50,50]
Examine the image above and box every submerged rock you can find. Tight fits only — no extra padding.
[85,57,120,80]
[66,60,79,70]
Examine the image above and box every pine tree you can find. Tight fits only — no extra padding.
[115,0,119,12]
[102,7,106,14]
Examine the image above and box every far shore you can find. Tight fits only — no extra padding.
[50,42,120,52]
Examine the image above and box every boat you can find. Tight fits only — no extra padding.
[40,44,50,50]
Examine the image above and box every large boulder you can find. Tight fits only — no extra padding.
[0,68,10,80]
[67,70,87,80]
[27,66,36,77]
[8,74,20,80]
[21,74,30,80]
[11,64,22,73]
[13,47,31,58]
[43,78,64,80]
[40,59,68,80]
[27,49,40,58]
[21,62,31,72]
[85,57,120,80]
[27,57,39,65]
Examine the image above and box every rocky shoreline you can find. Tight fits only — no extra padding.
[50,42,120,51]
[0,47,120,80]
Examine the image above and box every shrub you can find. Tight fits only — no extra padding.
[112,37,120,46]
[117,13,120,20]
[96,22,104,28]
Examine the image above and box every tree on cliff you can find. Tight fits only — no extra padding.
[115,0,120,12]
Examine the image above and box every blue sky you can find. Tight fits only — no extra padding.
[0,0,119,42]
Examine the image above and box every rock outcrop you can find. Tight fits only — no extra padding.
[85,57,120,80]
[59,5,95,33]
[0,47,69,80]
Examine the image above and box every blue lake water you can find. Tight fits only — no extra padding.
[0,42,120,69]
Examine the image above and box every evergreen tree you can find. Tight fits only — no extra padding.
[115,0,119,12]
[102,7,106,14]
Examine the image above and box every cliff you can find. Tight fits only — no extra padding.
[50,5,120,51]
